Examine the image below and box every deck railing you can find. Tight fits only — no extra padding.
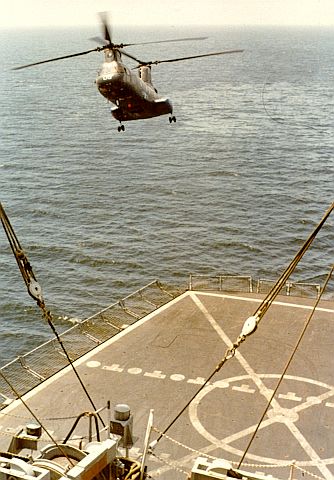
[0,280,178,408]
[0,274,331,409]
[188,273,322,298]
[189,274,253,293]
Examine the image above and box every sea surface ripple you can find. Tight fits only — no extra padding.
[0,26,333,365]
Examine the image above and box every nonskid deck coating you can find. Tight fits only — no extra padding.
[0,290,333,480]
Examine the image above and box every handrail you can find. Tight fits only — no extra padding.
[0,280,177,408]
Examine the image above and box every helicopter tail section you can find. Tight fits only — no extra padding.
[110,97,172,122]
[154,97,173,115]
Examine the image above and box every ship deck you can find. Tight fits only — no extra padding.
[0,289,334,480]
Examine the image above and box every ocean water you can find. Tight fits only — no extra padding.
[0,25,333,366]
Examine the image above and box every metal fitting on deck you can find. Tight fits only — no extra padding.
[110,404,133,448]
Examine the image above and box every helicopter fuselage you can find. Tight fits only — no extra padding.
[14,28,243,131]
[95,56,173,122]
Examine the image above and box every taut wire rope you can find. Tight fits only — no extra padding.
[238,263,334,468]
[0,203,105,428]
[150,201,334,450]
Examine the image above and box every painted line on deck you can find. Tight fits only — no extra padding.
[194,291,334,313]
[189,292,282,408]
[189,292,334,477]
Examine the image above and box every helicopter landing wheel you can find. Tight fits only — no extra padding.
[117,124,125,132]
[169,116,176,124]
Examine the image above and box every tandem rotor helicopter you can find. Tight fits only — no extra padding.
[14,13,244,132]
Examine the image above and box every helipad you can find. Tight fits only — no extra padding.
[0,288,333,480]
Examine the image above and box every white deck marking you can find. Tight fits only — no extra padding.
[278,392,302,402]
[127,367,143,375]
[151,384,334,477]
[292,387,334,415]
[170,374,186,382]
[189,293,334,478]
[1,290,333,476]
[103,363,123,372]
[189,375,334,472]
[187,377,206,385]
[189,292,282,407]
[232,384,255,394]
[86,360,101,368]
[194,290,334,313]
[1,289,331,415]
[144,371,166,379]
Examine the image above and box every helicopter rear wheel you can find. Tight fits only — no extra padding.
[169,116,176,123]
[118,124,125,132]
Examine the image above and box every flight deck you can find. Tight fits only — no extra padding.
[0,280,333,480]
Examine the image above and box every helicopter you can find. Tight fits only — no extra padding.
[13,14,244,132]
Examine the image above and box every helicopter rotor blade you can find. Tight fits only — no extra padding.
[143,49,244,66]
[120,49,146,65]
[121,36,208,47]
[89,35,106,45]
[99,11,113,44]
[12,47,103,70]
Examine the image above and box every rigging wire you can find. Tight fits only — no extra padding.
[238,263,334,468]
[0,369,76,468]
[41,305,105,429]
[149,356,232,449]
[0,203,105,428]
[150,201,334,450]
[250,200,334,328]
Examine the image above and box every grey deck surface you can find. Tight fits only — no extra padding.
[0,290,333,480]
